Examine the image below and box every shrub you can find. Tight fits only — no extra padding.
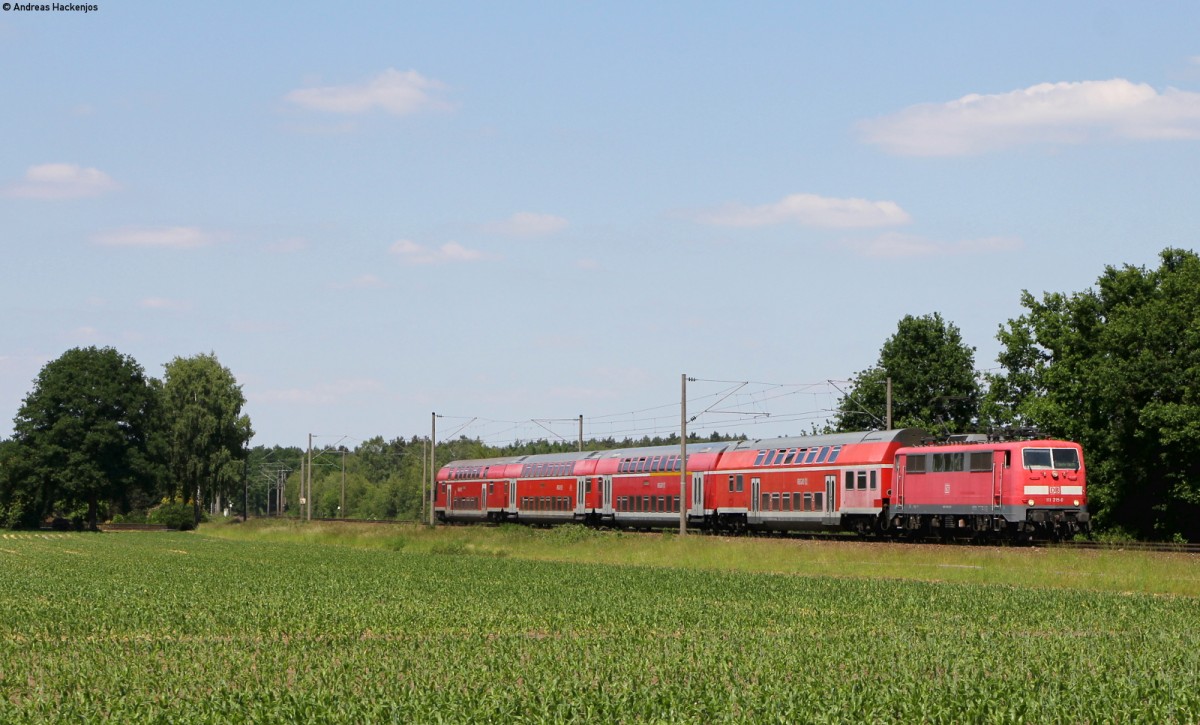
[148,501,198,531]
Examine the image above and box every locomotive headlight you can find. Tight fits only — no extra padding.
[1027,499,1035,506]
[1073,499,1081,506]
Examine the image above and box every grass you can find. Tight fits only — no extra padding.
[0,523,1197,722]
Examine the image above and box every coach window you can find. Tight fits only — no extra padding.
[803,448,819,464]
[728,475,735,493]
[793,492,802,510]
[827,446,842,463]
[803,492,813,511]
[815,446,830,464]
[845,471,854,490]
[870,470,877,490]
[814,492,824,511]
[736,474,744,492]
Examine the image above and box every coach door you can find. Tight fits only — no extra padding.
[601,475,613,513]
[690,473,704,515]
[751,477,760,516]
[824,474,838,525]
[576,477,587,513]
[508,479,518,510]
[480,483,487,512]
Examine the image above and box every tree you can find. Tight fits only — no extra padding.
[161,353,253,525]
[833,313,980,435]
[985,248,1200,540]
[5,347,160,529]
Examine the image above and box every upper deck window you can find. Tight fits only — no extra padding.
[1023,448,1080,471]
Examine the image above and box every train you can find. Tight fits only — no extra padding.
[435,429,1091,541]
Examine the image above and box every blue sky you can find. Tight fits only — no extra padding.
[2,2,1198,447]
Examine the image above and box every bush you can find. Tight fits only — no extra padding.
[148,502,199,531]
[0,494,28,529]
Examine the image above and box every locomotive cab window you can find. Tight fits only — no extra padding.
[1023,448,1080,471]
[1023,449,1052,470]
[1052,448,1080,470]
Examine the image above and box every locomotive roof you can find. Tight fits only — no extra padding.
[441,429,928,470]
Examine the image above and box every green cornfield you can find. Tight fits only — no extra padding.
[1,529,1198,723]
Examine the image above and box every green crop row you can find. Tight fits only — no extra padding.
[1,533,1197,722]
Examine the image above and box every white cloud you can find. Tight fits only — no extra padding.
[3,163,118,199]
[93,226,218,249]
[841,232,1024,258]
[859,78,1200,156]
[285,68,451,116]
[695,193,911,228]
[484,212,569,237]
[389,239,488,264]
[139,297,191,311]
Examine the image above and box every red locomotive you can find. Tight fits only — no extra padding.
[436,429,1089,540]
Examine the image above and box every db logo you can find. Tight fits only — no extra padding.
[1049,486,1061,495]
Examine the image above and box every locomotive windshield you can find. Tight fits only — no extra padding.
[1022,448,1080,471]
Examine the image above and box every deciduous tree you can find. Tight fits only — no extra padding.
[833,313,980,435]
[6,347,159,529]
[161,353,253,524]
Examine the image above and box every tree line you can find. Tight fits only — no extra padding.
[2,248,1196,540]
